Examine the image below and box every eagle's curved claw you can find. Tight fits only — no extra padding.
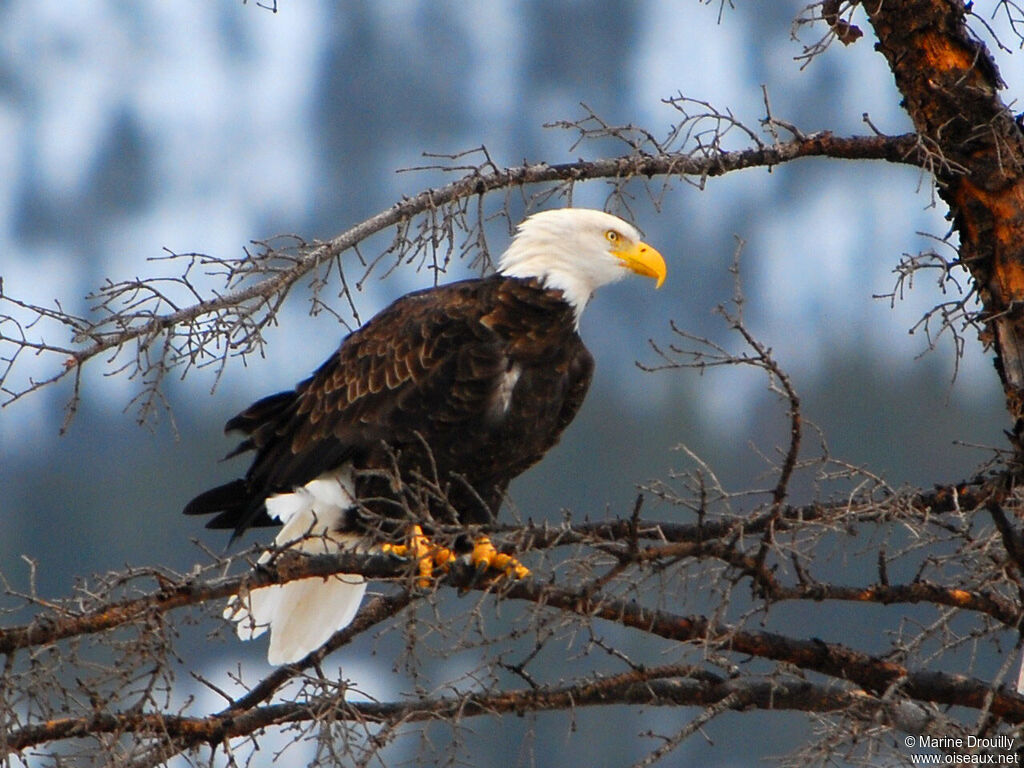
[471,536,530,580]
[381,524,457,588]
[383,526,529,585]
[381,524,434,587]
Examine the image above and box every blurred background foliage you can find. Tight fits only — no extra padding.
[0,2,1012,765]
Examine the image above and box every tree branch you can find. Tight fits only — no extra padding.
[863,0,1024,456]
[0,131,924,422]
[0,666,939,754]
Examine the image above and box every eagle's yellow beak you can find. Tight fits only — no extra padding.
[614,240,667,288]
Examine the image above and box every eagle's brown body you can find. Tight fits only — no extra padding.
[184,275,593,538]
[183,208,665,664]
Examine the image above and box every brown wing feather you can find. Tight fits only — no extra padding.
[186,278,510,533]
[184,275,593,537]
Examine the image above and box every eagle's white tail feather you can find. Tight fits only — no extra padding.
[226,467,367,664]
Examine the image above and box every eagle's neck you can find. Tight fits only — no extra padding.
[496,263,597,328]
[493,272,587,330]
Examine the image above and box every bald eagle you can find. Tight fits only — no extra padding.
[185,208,666,664]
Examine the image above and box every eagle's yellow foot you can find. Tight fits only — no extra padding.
[381,527,528,584]
[381,525,454,588]
[471,536,530,580]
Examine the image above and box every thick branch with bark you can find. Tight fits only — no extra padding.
[863,0,1024,452]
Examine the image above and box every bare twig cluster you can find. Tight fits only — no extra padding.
[874,236,984,376]
[1,125,928,431]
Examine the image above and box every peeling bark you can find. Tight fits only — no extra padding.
[863,0,1024,453]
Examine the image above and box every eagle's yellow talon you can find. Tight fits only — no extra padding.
[432,546,455,571]
[386,529,528,584]
[382,525,436,588]
[471,536,530,580]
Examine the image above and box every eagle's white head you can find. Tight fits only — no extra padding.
[497,208,666,323]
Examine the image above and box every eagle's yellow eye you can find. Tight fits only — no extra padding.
[605,230,620,244]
